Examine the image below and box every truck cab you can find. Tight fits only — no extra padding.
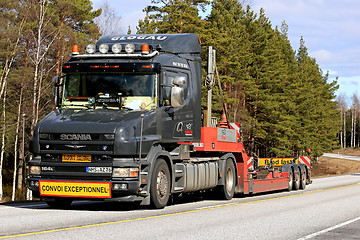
[27,34,202,208]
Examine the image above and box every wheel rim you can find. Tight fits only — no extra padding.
[156,170,168,199]
[295,172,300,185]
[288,171,293,189]
[226,167,234,193]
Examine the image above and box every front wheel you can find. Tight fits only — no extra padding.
[150,158,171,209]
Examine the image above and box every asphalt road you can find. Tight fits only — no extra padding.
[1,174,360,240]
[322,153,360,162]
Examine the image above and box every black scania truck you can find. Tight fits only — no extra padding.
[27,34,309,209]
[27,34,209,208]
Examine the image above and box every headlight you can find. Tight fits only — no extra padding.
[99,43,109,54]
[86,43,96,54]
[30,166,41,175]
[125,43,135,54]
[113,168,139,178]
[39,133,50,140]
[112,43,122,54]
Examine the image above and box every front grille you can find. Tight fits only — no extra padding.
[40,144,113,152]
[49,133,108,141]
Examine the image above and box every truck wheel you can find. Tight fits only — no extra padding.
[299,169,306,190]
[293,168,300,190]
[150,158,171,209]
[287,170,293,191]
[220,159,236,200]
[45,198,73,209]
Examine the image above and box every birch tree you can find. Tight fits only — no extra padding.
[351,93,359,147]
[94,0,122,35]
[337,94,347,148]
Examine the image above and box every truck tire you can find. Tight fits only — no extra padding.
[293,168,300,190]
[150,158,171,209]
[287,170,293,191]
[45,198,73,209]
[220,159,236,200]
[299,169,306,190]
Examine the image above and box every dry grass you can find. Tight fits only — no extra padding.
[312,148,360,178]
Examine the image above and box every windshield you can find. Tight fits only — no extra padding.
[62,73,157,111]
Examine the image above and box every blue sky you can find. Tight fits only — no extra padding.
[91,0,360,102]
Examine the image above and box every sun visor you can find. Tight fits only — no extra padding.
[96,33,201,54]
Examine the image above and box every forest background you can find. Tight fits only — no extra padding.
[0,0,358,202]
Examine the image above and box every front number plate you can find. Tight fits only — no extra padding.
[62,154,91,162]
[86,167,112,173]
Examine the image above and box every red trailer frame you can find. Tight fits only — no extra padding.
[193,127,291,195]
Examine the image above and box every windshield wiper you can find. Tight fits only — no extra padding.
[64,104,92,109]
[121,106,133,111]
[99,104,133,111]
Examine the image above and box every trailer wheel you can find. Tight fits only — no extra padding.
[293,168,300,190]
[287,170,293,191]
[220,159,236,200]
[299,169,306,190]
[45,198,73,209]
[150,158,171,209]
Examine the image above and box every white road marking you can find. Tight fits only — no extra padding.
[297,216,360,240]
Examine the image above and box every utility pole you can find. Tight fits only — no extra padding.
[205,46,216,127]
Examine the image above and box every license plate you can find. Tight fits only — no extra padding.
[86,167,112,173]
[62,154,91,162]
[39,180,111,198]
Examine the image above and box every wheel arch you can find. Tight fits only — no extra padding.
[146,145,174,192]
[218,153,238,187]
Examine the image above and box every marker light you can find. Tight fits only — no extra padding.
[99,44,109,54]
[112,43,122,54]
[142,44,149,54]
[72,45,79,55]
[86,44,96,54]
[30,166,41,175]
[125,43,135,54]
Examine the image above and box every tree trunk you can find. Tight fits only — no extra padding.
[343,111,346,148]
[0,84,7,201]
[12,87,23,201]
[351,109,354,147]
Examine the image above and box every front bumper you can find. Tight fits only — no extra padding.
[27,177,143,200]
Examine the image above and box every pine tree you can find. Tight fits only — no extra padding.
[295,37,340,157]
[137,0,209,34]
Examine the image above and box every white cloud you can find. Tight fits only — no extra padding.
[310,50,334,63]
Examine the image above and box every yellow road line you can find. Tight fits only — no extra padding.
[1,183,359,239]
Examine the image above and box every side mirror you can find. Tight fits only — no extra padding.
[170,76,186,108]
[171,86,184,108]
[51,76,61,107]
